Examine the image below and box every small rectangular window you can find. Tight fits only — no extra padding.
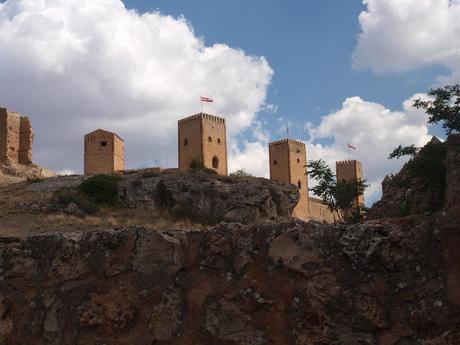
[101,141,107,147]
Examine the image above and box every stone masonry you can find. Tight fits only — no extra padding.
[84,129,125,175]
[269,139,310,221]
[0,107,33,166]
[178,113,228,175]
[336,160,365,219]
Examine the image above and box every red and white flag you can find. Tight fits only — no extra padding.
[200,96,213,103]
[348,144,357,150]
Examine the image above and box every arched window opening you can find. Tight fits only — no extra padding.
[297,158,300,163]
[273,160,278,165]
[208,136,212,142]
[217,138,221,144]
[298,181,302,189]
[184,139,188,146]
[212,156,219,169]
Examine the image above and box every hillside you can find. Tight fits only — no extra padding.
[0,134,458,344]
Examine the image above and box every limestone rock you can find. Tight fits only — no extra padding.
[119,171,299,224]
[0,134,459,344]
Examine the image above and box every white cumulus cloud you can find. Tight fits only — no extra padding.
[0,0,273,172]
[353,0,460,82]
[307,95,432,204]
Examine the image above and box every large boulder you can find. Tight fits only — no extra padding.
[368,137,446,219]
[118,171,299,224]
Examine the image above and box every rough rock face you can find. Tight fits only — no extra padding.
[439,134,460,307]
[0,217,459,345]
[368,137,446,220]
[118,171,299,224]
[0,134,458,344]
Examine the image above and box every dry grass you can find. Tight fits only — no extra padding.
[0,179,206,237]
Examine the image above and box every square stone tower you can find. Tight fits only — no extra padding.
[269,139,309,221]
[84,129,125,175]
[0,107,33,166]
[336,160,365,217]
[178,113,228,175]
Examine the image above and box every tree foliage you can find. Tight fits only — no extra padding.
[388,145,419,159]
[229,169,253,178]
[79,174,122,207]
[307,159,368,223]
[414,84,460,135]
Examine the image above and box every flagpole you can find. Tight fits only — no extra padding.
[201,100,203,113]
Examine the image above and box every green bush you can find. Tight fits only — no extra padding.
[229,169,253,178]
[79,174,122,207]
[54,190,98,214]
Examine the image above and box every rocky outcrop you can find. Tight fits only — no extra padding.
[0,217,459,345]
[0,135,459,344]
[438,133,460,307]
[368,137,446,219]
[118,171,299,224]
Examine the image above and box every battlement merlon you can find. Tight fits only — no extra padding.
[269,138,306,149]
[0,107,22,119]
[336,160,362,167]
[178,113,226,126]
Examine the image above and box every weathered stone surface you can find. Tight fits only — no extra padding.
[368,137,446,220]
[0,216,458,345]
[0,134,459,344]
[119,171,299,224]
[439,133,460,307]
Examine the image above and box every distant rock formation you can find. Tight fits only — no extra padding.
[368,136,446,219]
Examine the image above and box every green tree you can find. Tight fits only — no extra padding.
[307,159,368,223]
[414,84,460,135]
[229,169,253,177]
[388,144,419,159]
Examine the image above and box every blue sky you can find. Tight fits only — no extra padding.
[124,0,446,141]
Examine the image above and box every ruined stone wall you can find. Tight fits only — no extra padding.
[0,108,8,162]
[18,117,33,165]
[0,108,20,164]
[269,139,309,221]
[84,130,124,175]
[201,114,227,175]
[308,197,337,223]
[178,115,203,171]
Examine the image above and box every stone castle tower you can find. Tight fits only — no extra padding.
[269,139,309,221]
[84,129,125,175]
[178,113,228,175]
[336,160,365,217]
[0,107,34,166]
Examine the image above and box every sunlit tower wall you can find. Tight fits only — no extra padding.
[336,160,365,218]
[269,139,309,221]
[0,108,20,164]
[178,113,228,175]
[84,129,125,175]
